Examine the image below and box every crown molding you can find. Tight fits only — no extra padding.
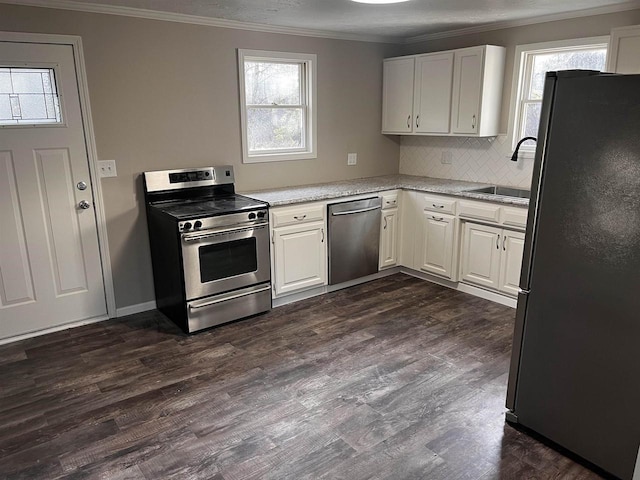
[3,0,640,46]
[0,0,401,44]
[404,1,640,44]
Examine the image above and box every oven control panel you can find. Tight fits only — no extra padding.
[179,209,269,232]
[144,166,235,192]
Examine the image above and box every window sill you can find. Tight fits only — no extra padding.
[243,151,317,164]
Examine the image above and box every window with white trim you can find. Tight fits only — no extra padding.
[238,50,316,163]
[510,37,608,155]
[0,67,62,126]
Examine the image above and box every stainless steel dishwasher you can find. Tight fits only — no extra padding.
[328,197,381,285]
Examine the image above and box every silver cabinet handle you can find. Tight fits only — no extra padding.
[407,115,411,129]
[78,200,91,209]
[503,236,507,251]
[431,216,444,221]
[293,214,306,221]
[321,228,324,243]
[432,204,444,209]
[416,114,420,128]
[496,234,501,250]
[472,114,476,129]
[76,181,87,191]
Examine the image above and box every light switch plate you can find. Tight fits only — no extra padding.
[98,160,117,178]
[441,151,452,165]
[347,153,357,166]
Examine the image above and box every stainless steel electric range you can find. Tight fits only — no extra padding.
[143,166,271,333]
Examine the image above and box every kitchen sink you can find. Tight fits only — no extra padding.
[465,186,531,199]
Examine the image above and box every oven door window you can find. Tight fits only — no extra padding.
[198,237,258,283]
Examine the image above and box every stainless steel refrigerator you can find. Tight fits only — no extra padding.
[506,70,640,480]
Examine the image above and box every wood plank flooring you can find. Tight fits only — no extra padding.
[0,274,604,479]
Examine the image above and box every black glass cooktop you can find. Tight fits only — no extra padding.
[151,194,267,220]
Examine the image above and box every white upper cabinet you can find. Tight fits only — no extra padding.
[451,46,505,136]
[451,47,483,134]
[607,25,640,73]
[414,52,454,134]
[382,45,505,137]
[382,57,415,133]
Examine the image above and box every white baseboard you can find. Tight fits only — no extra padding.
[116,300,157,317]
[0,314,110,346]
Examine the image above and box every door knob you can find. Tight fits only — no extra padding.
[78,200,91,210]
[77,181,88,191]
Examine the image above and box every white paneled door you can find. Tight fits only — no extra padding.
[0,40,106,341]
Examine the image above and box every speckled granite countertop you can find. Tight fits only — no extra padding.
[242,174,529,207]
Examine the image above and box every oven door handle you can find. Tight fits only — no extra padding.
[182,222,268,242]
[188,285,271,309]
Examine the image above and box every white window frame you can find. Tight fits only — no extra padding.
[508,36,609,158]
[238,49,317,163]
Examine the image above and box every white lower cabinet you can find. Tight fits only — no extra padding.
[416,211,457,279]
[271,202,327,297]
[379,208,398,269]
[498,231,526,296]
[273,222,326,296]
[460,222,525,296]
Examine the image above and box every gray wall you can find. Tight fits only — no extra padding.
[0,4,401,309]
[2,4,640,311]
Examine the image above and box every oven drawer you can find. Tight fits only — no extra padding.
[187,284,271,332]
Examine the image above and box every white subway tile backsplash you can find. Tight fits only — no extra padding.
[399,135,534,188]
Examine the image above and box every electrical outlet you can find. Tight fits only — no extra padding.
[98,160,117,178]
[347,153,357,166]
[441,151,452,165]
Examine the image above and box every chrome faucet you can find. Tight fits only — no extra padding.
[511,136,537,161]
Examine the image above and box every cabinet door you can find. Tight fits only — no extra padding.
[382,57,415,133]
[379,209,398,269]
[460,222,501,289]
[499,230,525,296]
[416,212,456,279]
[273,222,326,296]
[414,53,454,133]
[607,25,640,73]
[451,47,483,134]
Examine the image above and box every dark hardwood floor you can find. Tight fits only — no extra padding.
[0,273,603,479]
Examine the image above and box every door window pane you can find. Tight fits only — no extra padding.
[0,67,62,125]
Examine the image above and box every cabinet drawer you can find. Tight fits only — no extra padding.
[502,206,528,229]
[271,203,324,228]
[459,200,501,223]
[420,194,457,214]
[381,192,399,210]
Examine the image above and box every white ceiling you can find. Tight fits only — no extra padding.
[6,0,640,42]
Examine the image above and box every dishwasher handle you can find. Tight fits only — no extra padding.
[330,205,381,216]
